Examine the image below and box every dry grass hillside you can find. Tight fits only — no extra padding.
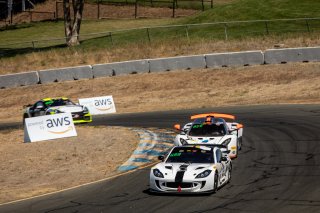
[1,34,320,75]
[0,62,319,123]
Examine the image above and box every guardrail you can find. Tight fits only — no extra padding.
[1,47,320,89]
[1,17,319,57]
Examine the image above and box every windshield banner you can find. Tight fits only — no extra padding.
[24,113,77,143]
[78,96,116,115]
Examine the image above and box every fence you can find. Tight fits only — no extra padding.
[1,18,320,57]
[0,0,212,25]
[55,0,210,20]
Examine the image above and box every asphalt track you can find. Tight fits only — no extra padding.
[1,104,320,213]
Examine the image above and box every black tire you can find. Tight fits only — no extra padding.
[227,166,232,183]
[238,136,243,150]
[213,172,219,193]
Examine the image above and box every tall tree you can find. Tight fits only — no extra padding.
[63,0,84,46]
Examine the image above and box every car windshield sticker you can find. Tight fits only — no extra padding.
[44,100,53,106]
[192,124,203,129]
[170,153,182,157]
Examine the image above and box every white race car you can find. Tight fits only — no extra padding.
[174,113,244,159]
[149,145,232,194]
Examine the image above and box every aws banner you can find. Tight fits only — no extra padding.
[24,113,77,143]
[78,96,116,115]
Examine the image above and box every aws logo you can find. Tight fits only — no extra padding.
[46,117,73,134]
[94,99,113,111]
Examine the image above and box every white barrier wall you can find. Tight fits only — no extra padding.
[0,71,39,89]
[1,47,319,89]
[264,47,320,64]
[205,51,264,68]
[38,65,93,84]
[149,55,206,72]
[24,113,77,143]
[79,96,116,115]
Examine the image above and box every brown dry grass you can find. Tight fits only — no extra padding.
[0,126,139,203]
[1,34,320,75]
[0,62,319,124]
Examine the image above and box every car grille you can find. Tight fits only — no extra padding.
[166,182,193,188]
[71,112,88,121]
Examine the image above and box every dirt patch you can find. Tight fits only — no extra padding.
[0,62,319,124]
[0,126,139,203]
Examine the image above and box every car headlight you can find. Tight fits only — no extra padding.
[83,106,89,114]
[153,169,164,178]
[221,138,231,146]
[47,109,61,114]
[180,138,188,145]
[195,170,212,178]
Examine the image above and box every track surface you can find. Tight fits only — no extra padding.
[1,105,320,213]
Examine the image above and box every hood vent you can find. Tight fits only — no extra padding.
[165,166,172,170]
[179,164,189,171]
[195,167,205,170]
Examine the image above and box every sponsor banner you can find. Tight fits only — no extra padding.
[24,113,77,143]
[78,96,116,115]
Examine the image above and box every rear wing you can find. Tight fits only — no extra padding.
[190,113,235,121]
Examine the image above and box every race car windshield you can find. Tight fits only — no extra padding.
[48,99,75,107]
[188,123,226,136]
[166,147,214,164]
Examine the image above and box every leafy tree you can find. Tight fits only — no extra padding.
[63,0,84,46]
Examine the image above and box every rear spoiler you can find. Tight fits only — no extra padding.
[190,113,235,120]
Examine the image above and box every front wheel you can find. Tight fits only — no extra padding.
[227,167,232,183]
[238,136,243,150]
[213,173,219,193]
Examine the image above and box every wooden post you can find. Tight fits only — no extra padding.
[56,1,58,20]
[265,21,269,35]
[305,19,310,33]
[32,41,35,49]
[172,0,175,18]
[201,0,204,11]
[109,32,113,46]
[10,10,13,24]
[146,28,151,43]
[211,0,213,8]
[97,0,100,19]
[135,0,138,19]
[224,23,228,40]
[185,25,189,42]
[29,10,32,22]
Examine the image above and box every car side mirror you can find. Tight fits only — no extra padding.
[174,124,181,131]
[158,156,164,161]
[221,156,227,161]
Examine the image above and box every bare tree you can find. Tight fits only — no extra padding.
[63,0,84,46]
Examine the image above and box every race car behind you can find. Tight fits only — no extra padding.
[173,113,244,158]
[23,97,92,124]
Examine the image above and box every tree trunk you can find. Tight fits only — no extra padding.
[63,0,84,46]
